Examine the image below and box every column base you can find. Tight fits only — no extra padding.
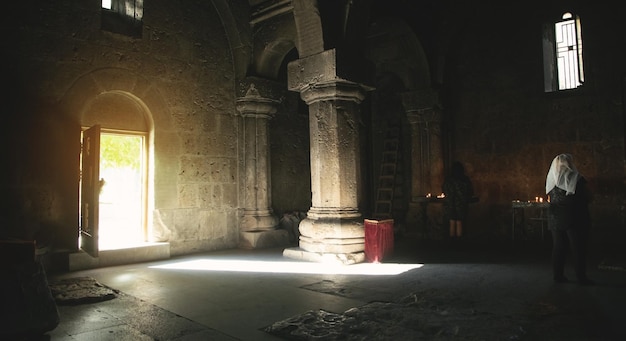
[297,216,365,254]
[240,212,279,231]
[282,247,365,265]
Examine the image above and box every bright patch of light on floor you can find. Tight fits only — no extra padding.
[150,259,423,275]
[113,273,137,282]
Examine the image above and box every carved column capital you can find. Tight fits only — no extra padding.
[236,97,279,119]
[402,89,442,128]
[402,88,438,112]
[300,81,367,105]
[237,76,285,102]
[287,48,374,104]
[236,83,281,119]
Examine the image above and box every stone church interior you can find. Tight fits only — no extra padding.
[2,0,626,339]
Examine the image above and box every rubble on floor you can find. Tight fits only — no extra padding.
[265,289,529,341]
[48,276,117,305]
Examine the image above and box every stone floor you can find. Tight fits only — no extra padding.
[17,234,626,340]
[48,277,117,305]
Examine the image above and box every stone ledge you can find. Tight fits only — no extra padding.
[69,242,170,271]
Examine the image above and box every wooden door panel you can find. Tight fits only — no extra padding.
[80,125,100,257]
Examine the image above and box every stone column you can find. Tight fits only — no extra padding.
[426,108,444,194]
[405,110,426,199]
[236,82,287,249]
[402,90,444,234]
[284,49,372,264]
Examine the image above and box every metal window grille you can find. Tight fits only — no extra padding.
[555,17,584,90]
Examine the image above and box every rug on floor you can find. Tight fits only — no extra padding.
[48,276,117,305]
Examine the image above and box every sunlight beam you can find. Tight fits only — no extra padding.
[150,259,423,276]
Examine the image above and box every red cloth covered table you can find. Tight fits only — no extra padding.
[364,219,394,263]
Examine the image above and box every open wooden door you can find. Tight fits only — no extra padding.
[80,125,101,257]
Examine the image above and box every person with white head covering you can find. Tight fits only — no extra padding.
[545,153,593,285]
[545,153,579,195]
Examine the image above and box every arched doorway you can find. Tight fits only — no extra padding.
[80,91,152,255]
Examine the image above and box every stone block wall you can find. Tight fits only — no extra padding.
[3,0,241,256]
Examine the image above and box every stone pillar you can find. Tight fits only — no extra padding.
[402,90,444,234]
[427,108,444,194]
[405,111,426,199]
[284,49,372,264]
[236,82,287,249]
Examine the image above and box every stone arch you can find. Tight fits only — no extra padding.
[291,0,373,58]
[61,68,170,130]
[248,2,299,81]
[81,91,153,132]
[366,16,431,91]
[291,0,325,58]
[255,39,297,80]
[211,0,253,80]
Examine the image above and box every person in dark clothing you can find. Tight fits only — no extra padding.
[545,153,593,285]
[442,161,474,239]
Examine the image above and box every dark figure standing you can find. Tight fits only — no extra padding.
[545,153,593,285]
[442,161,474,239]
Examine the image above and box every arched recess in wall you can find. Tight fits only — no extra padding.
[61,68,170,251]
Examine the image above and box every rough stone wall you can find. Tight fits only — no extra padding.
[441,2,626,245]
[3,1,239,255]
[270,92,312,215]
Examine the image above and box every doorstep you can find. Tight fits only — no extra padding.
[68,242,170,271]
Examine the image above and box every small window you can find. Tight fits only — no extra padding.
[543,12,585,92]
[101,0,143,38]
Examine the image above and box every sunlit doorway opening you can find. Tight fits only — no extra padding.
[98,131,147,250]
[80,128,148,252]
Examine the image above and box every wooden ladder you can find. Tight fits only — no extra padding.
[373,127,400,219]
